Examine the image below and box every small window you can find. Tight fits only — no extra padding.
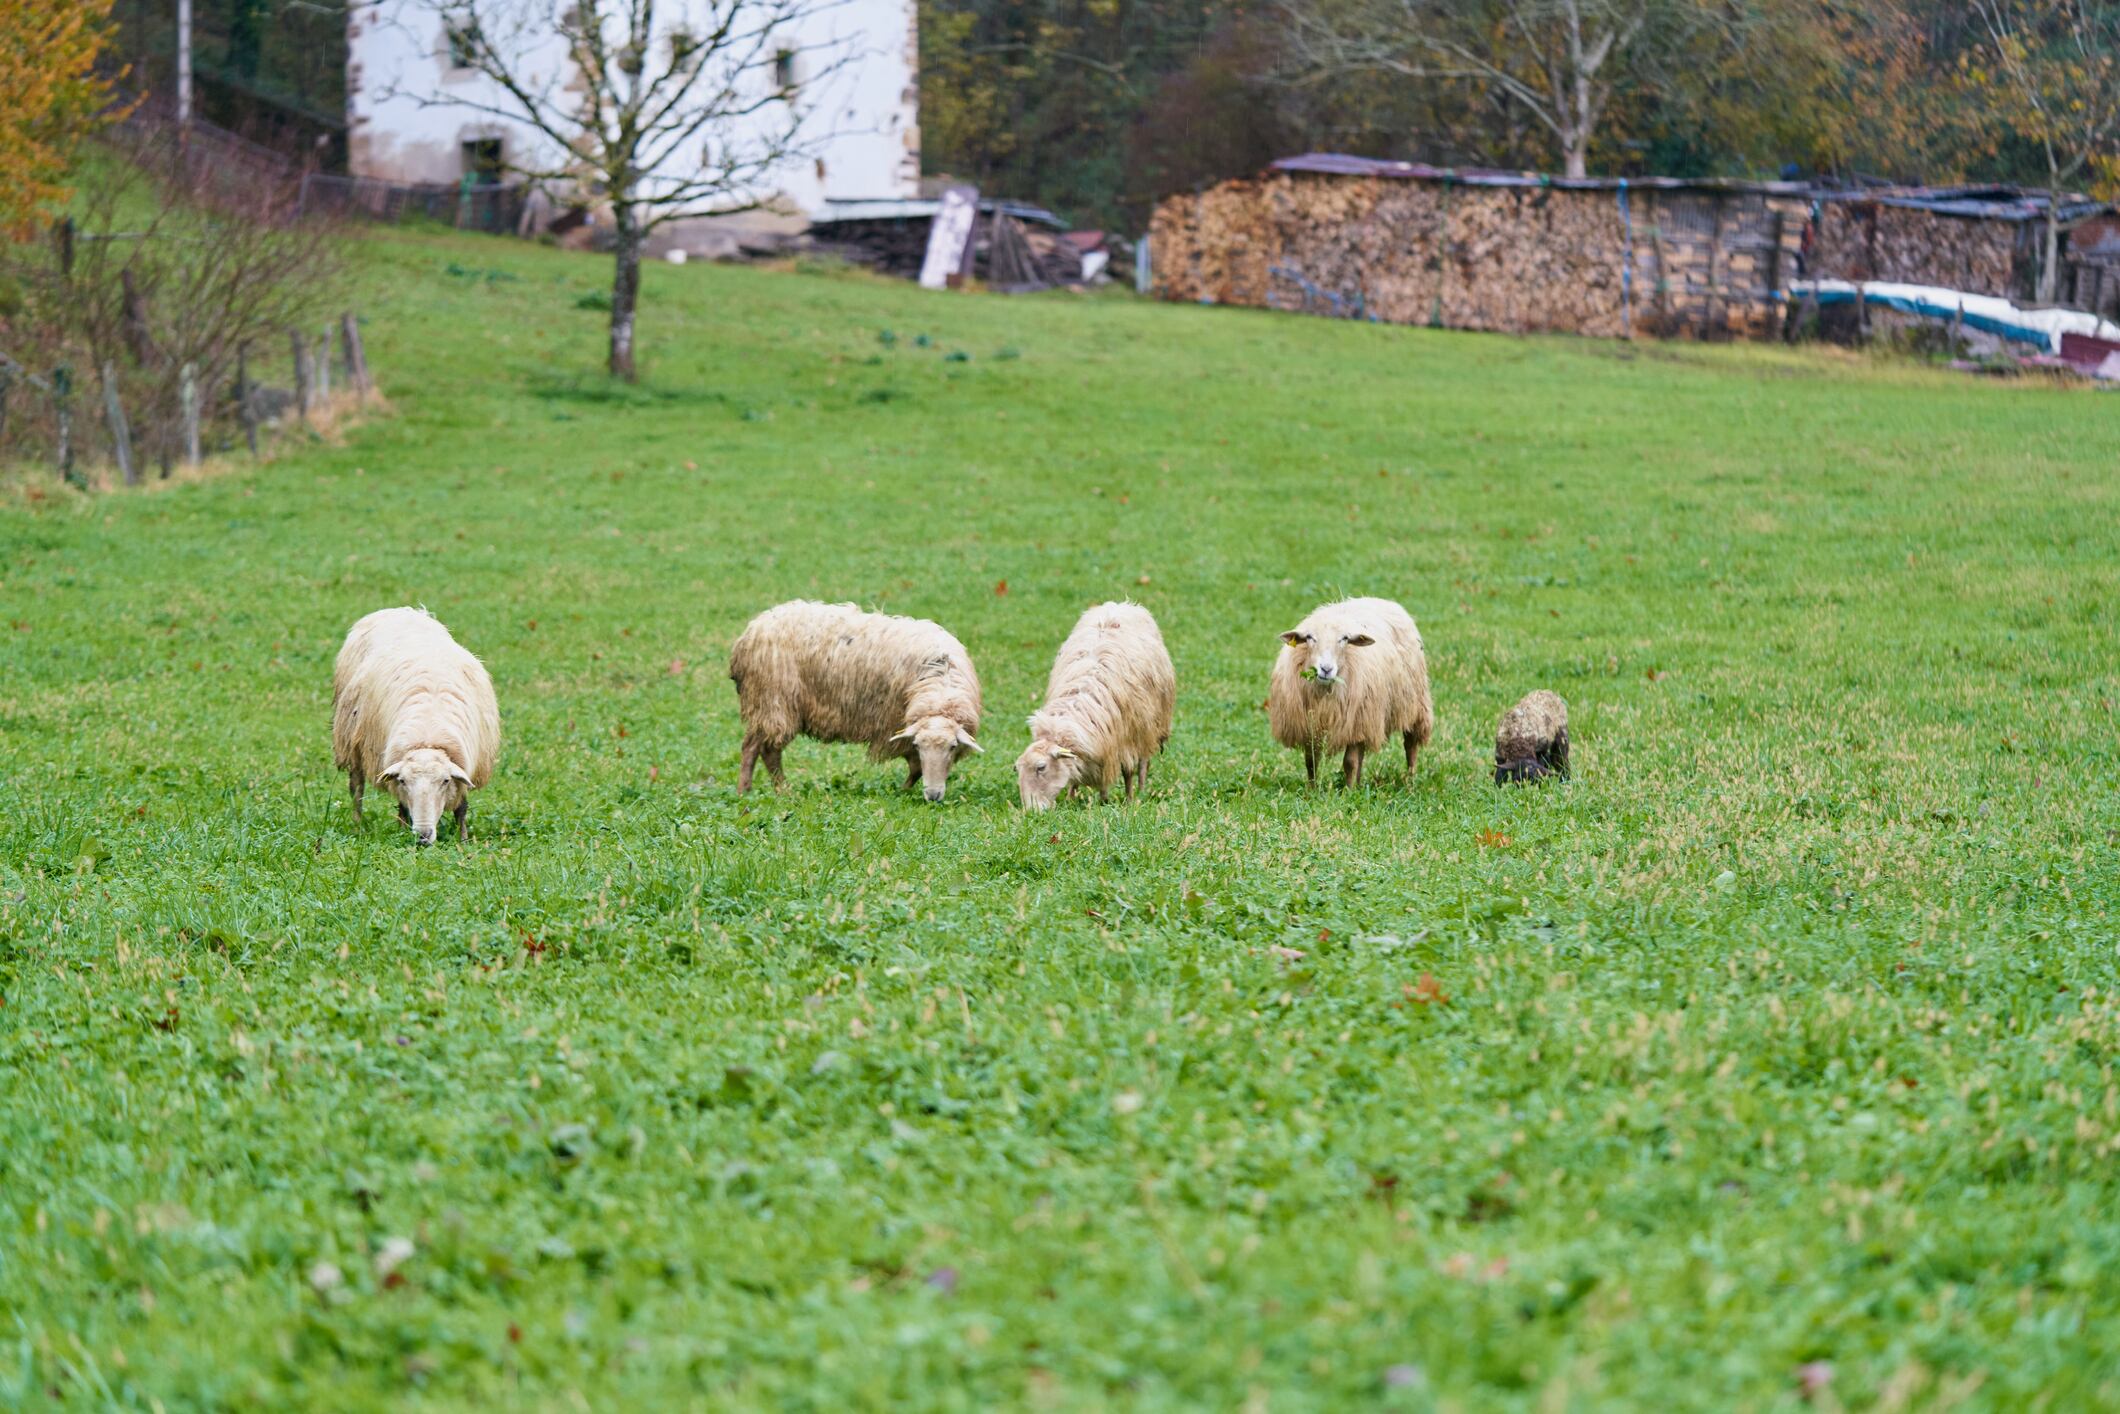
[773,49,798,91]
[445,20,480,70]
[462,138,503,183]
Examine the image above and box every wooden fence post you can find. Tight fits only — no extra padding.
[102,360,138,486]
[291,328,312,421]
[180,361,201,466]
[315,323,332,404]
[54,366,77,485]
[237,342,260,455]
[1705,195,1727,339]
[340,312,370,399]
[0,365,11,443]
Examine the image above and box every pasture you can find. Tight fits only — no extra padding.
[2,226,2117,1408]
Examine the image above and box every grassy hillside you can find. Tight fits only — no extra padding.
[3,226,2117,1409]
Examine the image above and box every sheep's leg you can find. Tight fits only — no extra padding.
[1404,732,1421,780]
[1303,745,1318,785]
[764,746,786,788]
[348,768,364,824]
[1342,745,1365,789]
[1551,726,1571,780]
[1139,758,1151,793]
[739,737,761,794]
[905,760,921,790]
[1124,764,1139,801]
[453,800,469,842]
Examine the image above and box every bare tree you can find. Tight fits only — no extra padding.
[386,0,854,379]
[0,120,341,478]
[1966,0,2120,303]
[1278,0,1704,178]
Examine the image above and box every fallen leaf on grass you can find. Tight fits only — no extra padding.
[1408,974,1449,1006]
[1796,1362,1834,1401]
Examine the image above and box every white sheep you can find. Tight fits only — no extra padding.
[1016,602,1175,810]
[331,607,500,844]
[1267,597,1433,787]
[728,600,983,801]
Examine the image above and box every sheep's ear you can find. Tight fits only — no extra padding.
[379,762,404,783]
[956,728,982,753]
[889,727,915,743]
[1279,630,1308,647]
[1345,633,1376,647]
[1051,746,1076,759]
[447,763,472,785]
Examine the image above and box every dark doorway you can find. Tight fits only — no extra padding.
[462,138,504,184]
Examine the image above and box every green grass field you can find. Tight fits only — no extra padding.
[4,225,2118,1410]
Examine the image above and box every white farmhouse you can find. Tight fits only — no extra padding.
[345,0,919,236]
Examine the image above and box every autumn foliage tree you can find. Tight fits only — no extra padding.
[1962,0,2120,299]
[0,0,123,237]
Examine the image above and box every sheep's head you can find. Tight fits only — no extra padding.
[1279,624,1375,690]
[893,716,979,802]
[1015,737,1083,811]
[1495,756,1548,785]
[380,747,471,845]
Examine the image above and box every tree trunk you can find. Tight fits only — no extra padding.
[1564,144,1587,180]
[609,208,642,381]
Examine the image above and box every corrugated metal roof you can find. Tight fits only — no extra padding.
[1263,153,2112,222]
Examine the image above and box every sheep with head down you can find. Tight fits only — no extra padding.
[331,607,500,845]
[1268,596,1433,788]
[1494,690,1569,784]
[1016,601,1174,810]
[728,600,983,801]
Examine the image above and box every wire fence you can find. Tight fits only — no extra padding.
[295,173,532,234]
[117,102,534,236]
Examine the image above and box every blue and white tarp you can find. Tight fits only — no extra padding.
[1787,279,2120,353]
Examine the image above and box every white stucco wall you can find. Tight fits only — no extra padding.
[346,0,918,214]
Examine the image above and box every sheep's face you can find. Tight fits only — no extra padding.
[1280,626,1375,690]
[894,716,980,802]
[380,747,470,846]
[1015,739,1082,811]
[1495,756,1548,785]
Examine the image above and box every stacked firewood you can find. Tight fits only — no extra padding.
[1154,171,1838,340]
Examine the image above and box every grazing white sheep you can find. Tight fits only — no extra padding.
[728,600,983,801]
[332,607,500,845]
[1016,602,1175,810]
[1494,690,1569,784]
[1267,597,1433,787]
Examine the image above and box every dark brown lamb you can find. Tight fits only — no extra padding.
[1494,690,1569,785]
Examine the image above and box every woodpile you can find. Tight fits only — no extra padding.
[1809,203,2018,298]
[1152,168,2046,342]
[1152,172,1793,339]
